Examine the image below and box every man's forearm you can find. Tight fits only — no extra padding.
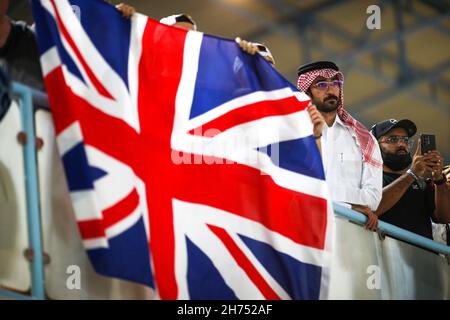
[434,184,450,223]
[375,173,414,216]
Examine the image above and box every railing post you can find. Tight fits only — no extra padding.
[12,82,45,300]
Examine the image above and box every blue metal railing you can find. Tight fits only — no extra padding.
[333,203,450,255]
[0,82,448,300]
[0,288,36,300]
[0,83,45,300]
[15,82,45,300]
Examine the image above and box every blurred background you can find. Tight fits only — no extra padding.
[8,0,450,162]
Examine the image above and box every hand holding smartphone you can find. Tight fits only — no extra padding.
[419,134,436,155]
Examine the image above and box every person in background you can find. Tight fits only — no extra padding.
[370,119,450,240]
[296,61,382,231]
[0,0,43,90]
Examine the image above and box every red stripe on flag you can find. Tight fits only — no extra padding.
[78,219,105,239]
[102,188,140,229]
[188,96,309,137]
[49,0,114,100]
[137,20,190,299]
[208,225,281,300]
[76,188,139,240]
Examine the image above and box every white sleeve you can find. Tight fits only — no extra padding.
[359,138,383,211]
[336,138,383,211]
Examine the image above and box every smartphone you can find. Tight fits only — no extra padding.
[420,134,436,155]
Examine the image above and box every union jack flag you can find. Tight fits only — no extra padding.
[32,0,334,299]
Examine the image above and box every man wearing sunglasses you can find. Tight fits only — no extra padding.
[296,61,383,231]
[370,119,450,240]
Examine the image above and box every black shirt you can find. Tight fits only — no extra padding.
[379,172,436,239]
[0,21,44,91]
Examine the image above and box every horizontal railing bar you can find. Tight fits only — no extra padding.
[333,203,450,255]
[0,289,34,300]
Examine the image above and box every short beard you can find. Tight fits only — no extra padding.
[312,95,339,113]
[381,149,412,171]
